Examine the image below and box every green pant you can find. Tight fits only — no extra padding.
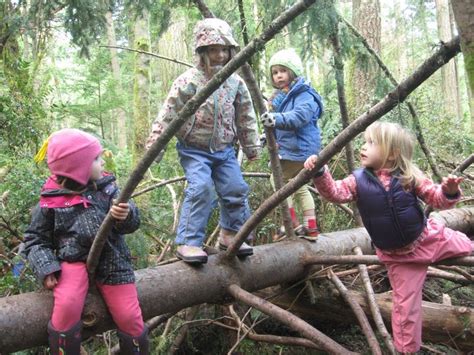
[271,160,315,212]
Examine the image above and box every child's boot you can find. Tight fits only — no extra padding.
[218,229,253,257]
[301,211,320,241]
[176,245,208,264]
[48,320,82,355]
[117,326,149,355]
[274,207,304,239]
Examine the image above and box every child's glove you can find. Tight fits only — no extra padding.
[261,112,276,127]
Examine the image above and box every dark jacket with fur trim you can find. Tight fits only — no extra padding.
[23,174,140,285]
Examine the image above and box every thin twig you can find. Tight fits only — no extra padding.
[353,247,396,355]
[156,239,171,263]
[213,322,322,350]
[328,269,382,355]
[452,153,474,174]
[169,306,200,354]
[99,45,193,67]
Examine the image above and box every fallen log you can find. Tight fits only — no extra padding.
[259,287,474,351]
[0,208,472,353]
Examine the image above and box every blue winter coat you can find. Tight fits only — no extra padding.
[272,77,323,161]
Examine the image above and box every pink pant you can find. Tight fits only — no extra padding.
[51,262,144,336]
[376,220,473,353]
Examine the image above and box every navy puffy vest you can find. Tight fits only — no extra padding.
[353,168,426,250]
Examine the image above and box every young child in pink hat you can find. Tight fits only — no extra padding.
[23,129,148,354]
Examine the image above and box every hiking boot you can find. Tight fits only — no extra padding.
[117,326,149,354]
[218,232,253,257]
[48,321,82,355]
[176,245,208,264]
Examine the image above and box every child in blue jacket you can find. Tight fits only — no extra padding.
[261,48,324,238]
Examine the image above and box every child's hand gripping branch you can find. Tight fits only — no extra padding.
[111,201,131,220]
[304,154,318,171]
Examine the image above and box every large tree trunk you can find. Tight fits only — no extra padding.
[1,208,473,353]
[105,11,128,149]
[435,0,462,123]
[132,9,151,164]
[348,0,381,117]
[450,0,474,132]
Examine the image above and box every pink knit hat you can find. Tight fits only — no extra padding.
[47,129,102,185]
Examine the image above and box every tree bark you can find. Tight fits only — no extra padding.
[348,0,381,117]
[435,0,462,123]
[1,208,472,352]
[105,11,128,148]
[132,8,151,164]
[451,0,474,132]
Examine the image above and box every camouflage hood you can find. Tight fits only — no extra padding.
[193,18,238,51]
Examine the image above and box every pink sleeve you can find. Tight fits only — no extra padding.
[415,177,460,209]
[313,169,358,204]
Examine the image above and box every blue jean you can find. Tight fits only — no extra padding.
[175,143,250,246]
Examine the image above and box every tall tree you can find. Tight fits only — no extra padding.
[435,0,462,123]
[451,0,474,132]
[105,10,128,149]
[347,0,381,117]
[132,8,151,163]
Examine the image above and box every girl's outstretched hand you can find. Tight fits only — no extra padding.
[44,274,58,289]
[304,155,318,170]
[111,202,130,220]
[441,174,463,195]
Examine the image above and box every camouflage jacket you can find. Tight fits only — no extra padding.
[146,67,260,158]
